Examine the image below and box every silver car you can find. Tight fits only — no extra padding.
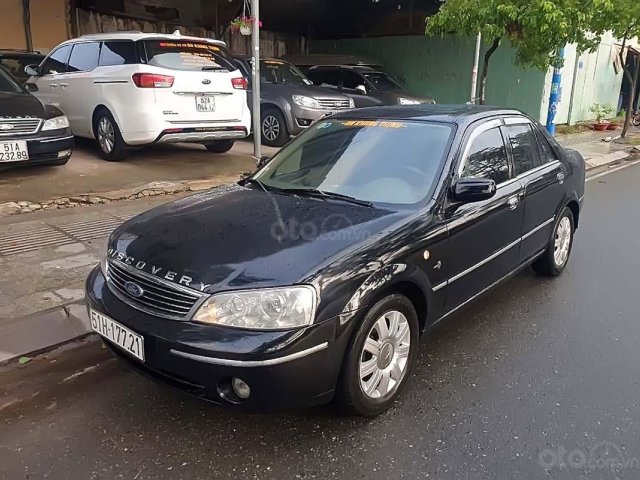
[233,56,354,147]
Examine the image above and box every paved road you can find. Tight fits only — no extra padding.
[2,163,640,480]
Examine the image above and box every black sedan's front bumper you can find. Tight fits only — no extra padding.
[86,267,354,411]
[0,129,73,168]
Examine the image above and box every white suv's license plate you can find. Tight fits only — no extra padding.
[90,309,145,362]
[0,141,29,162]
[195,95,216,112]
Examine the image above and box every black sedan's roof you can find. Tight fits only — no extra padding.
[331,104,525,126]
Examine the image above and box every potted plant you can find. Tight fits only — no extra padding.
[589,103,613,131]
[229,15,261,36]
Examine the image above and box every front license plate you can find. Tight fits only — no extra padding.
[90,309,145,362]
[195,95,216,112]
[0,141,29,162]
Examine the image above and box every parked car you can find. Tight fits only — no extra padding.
[86,105,585,416]
[25,32,250,161]
[0,49,44,84]
[281,53,383,75]
[233,55,354,146]
[307,65,435,107]
[0,65,73,169]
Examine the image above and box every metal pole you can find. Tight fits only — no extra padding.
[470,32,481,103]
[251,0,261,159]
[546,48,565,135]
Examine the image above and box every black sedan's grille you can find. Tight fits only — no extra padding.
[106,260,203,319]
[0,117,41,136]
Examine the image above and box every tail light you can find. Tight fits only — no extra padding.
[132,73,174,88]
[231,77,248,90]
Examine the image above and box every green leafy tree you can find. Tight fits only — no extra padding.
[592,0,640,137]
[426,0,600,105]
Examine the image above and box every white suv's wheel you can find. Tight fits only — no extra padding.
[94,110,126,161]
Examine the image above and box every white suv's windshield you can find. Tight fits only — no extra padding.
[253,119,454,205]
[144,40,236,72]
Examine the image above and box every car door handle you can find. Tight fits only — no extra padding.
[557,172,565,184]
[59,83,69,88]
[50,84,58,88]
[507,196,519,210]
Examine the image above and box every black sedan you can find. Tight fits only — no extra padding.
[86,105,585,416]
[0,65,73,169]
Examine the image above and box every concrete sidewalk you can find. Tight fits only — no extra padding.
[1,138,638,364]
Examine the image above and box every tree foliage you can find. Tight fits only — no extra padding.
[426,0,600,71]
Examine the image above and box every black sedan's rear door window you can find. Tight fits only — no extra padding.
[506,124,541,175]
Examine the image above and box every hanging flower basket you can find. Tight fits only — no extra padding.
[229,16,262,36]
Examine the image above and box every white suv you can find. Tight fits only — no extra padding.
[26,32,251,161]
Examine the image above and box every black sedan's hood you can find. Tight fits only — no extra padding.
[0,91,46,117]
[108,185,406,294]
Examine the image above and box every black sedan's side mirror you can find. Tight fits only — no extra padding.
[24,64,40,77]
[451,178,497,203]
[256,155,271,169]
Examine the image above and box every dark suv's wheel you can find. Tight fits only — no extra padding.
[261,107,289,147]
[204,140,235,153]
[94,109,126,161]
[532,206,575,276]
[336,293,419,417]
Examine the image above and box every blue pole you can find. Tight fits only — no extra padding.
[546,48,565,135]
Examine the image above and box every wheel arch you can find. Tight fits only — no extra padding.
[261,102,292,134]
[565,199,580,229]
[91,104,116,139]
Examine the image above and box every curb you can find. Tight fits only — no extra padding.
[0,175,243,217]
[0,301,94,365]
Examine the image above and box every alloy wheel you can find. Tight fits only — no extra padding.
[554,216,572,267]
[359,310,411,399]
[262,115,280,142]
[97,117,115,154]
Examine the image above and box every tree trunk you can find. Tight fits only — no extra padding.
[479,37,501,105]
[622,55,640,138]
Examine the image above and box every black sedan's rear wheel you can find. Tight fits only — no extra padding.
[336,293,419,417]
[532,206,575,276]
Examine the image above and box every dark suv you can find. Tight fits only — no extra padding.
[233,56,354,147]
[0,50,44,84]
[307,65,434,108]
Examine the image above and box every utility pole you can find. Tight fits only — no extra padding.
[546,48,565,135]
[251,0,261,159]
[470,32,481,103]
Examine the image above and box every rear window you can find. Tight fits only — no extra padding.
[99,41,138,66]
[144,40,235,72]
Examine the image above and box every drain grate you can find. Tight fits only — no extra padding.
[0,226,75,256]
[57,216,127,242]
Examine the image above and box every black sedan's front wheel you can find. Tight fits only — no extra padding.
[336,293,419,417]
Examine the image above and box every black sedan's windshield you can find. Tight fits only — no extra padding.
[254,119,454,205]
[362,72,403,91]
[0,66,23,93]
[261,60,310,86]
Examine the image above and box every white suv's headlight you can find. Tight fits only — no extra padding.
[42,115,70,130]
[292,95,322,110]
[192,286,317,330]
[398,98,420,105]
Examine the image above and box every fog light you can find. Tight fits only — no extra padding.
[57,149,72,158]
[297,118,312,127]
[231,377,251,399]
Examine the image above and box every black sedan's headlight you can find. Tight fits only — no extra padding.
[192,286,317,330]
[42,115,70,131]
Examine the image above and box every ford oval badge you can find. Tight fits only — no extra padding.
[124,281,144,298]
